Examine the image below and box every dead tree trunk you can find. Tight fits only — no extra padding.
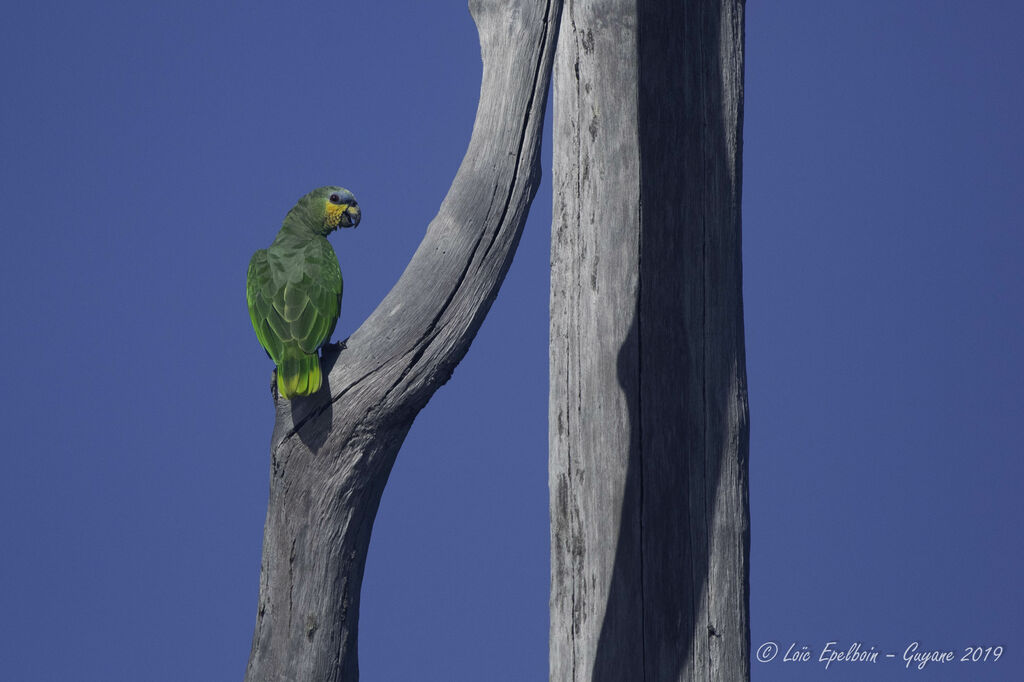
[244,1,562,679]
[549,0,749,680]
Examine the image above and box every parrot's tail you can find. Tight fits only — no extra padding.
[277,350,322,399]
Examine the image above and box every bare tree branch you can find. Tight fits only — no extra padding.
[245,1,562,679]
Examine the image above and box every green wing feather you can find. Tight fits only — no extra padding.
[246,239,343,398]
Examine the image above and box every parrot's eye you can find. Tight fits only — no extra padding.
[329,193,341,203]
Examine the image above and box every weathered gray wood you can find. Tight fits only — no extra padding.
[244,2,562,680]
[549,1,749,680]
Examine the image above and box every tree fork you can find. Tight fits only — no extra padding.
[245,1,563,679]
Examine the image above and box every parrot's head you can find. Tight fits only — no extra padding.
[323,186,361,231]
[287,185,361,236]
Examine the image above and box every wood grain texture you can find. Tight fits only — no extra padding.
[244,2,562,680]
[549,1,749,680]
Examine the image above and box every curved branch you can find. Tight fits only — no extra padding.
[245,1,562,680]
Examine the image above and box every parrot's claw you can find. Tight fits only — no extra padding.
[329,339,348,352]
[270,369,279,401]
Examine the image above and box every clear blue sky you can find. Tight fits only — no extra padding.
[1,2,1020,680]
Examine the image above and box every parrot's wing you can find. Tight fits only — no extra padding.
[247,249,284,361]
[316,243,344,348]
[296,240,343,353]
[248,240,343,364]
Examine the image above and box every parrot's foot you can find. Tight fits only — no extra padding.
[270,369,279,401]
[329,339,348,352]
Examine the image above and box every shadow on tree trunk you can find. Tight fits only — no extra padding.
[592,0,748,679]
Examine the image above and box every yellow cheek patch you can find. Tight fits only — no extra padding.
[324,201,347,228]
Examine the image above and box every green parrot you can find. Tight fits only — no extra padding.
[246,186,361,399]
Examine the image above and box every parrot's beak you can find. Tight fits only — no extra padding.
[342,203,361,228]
